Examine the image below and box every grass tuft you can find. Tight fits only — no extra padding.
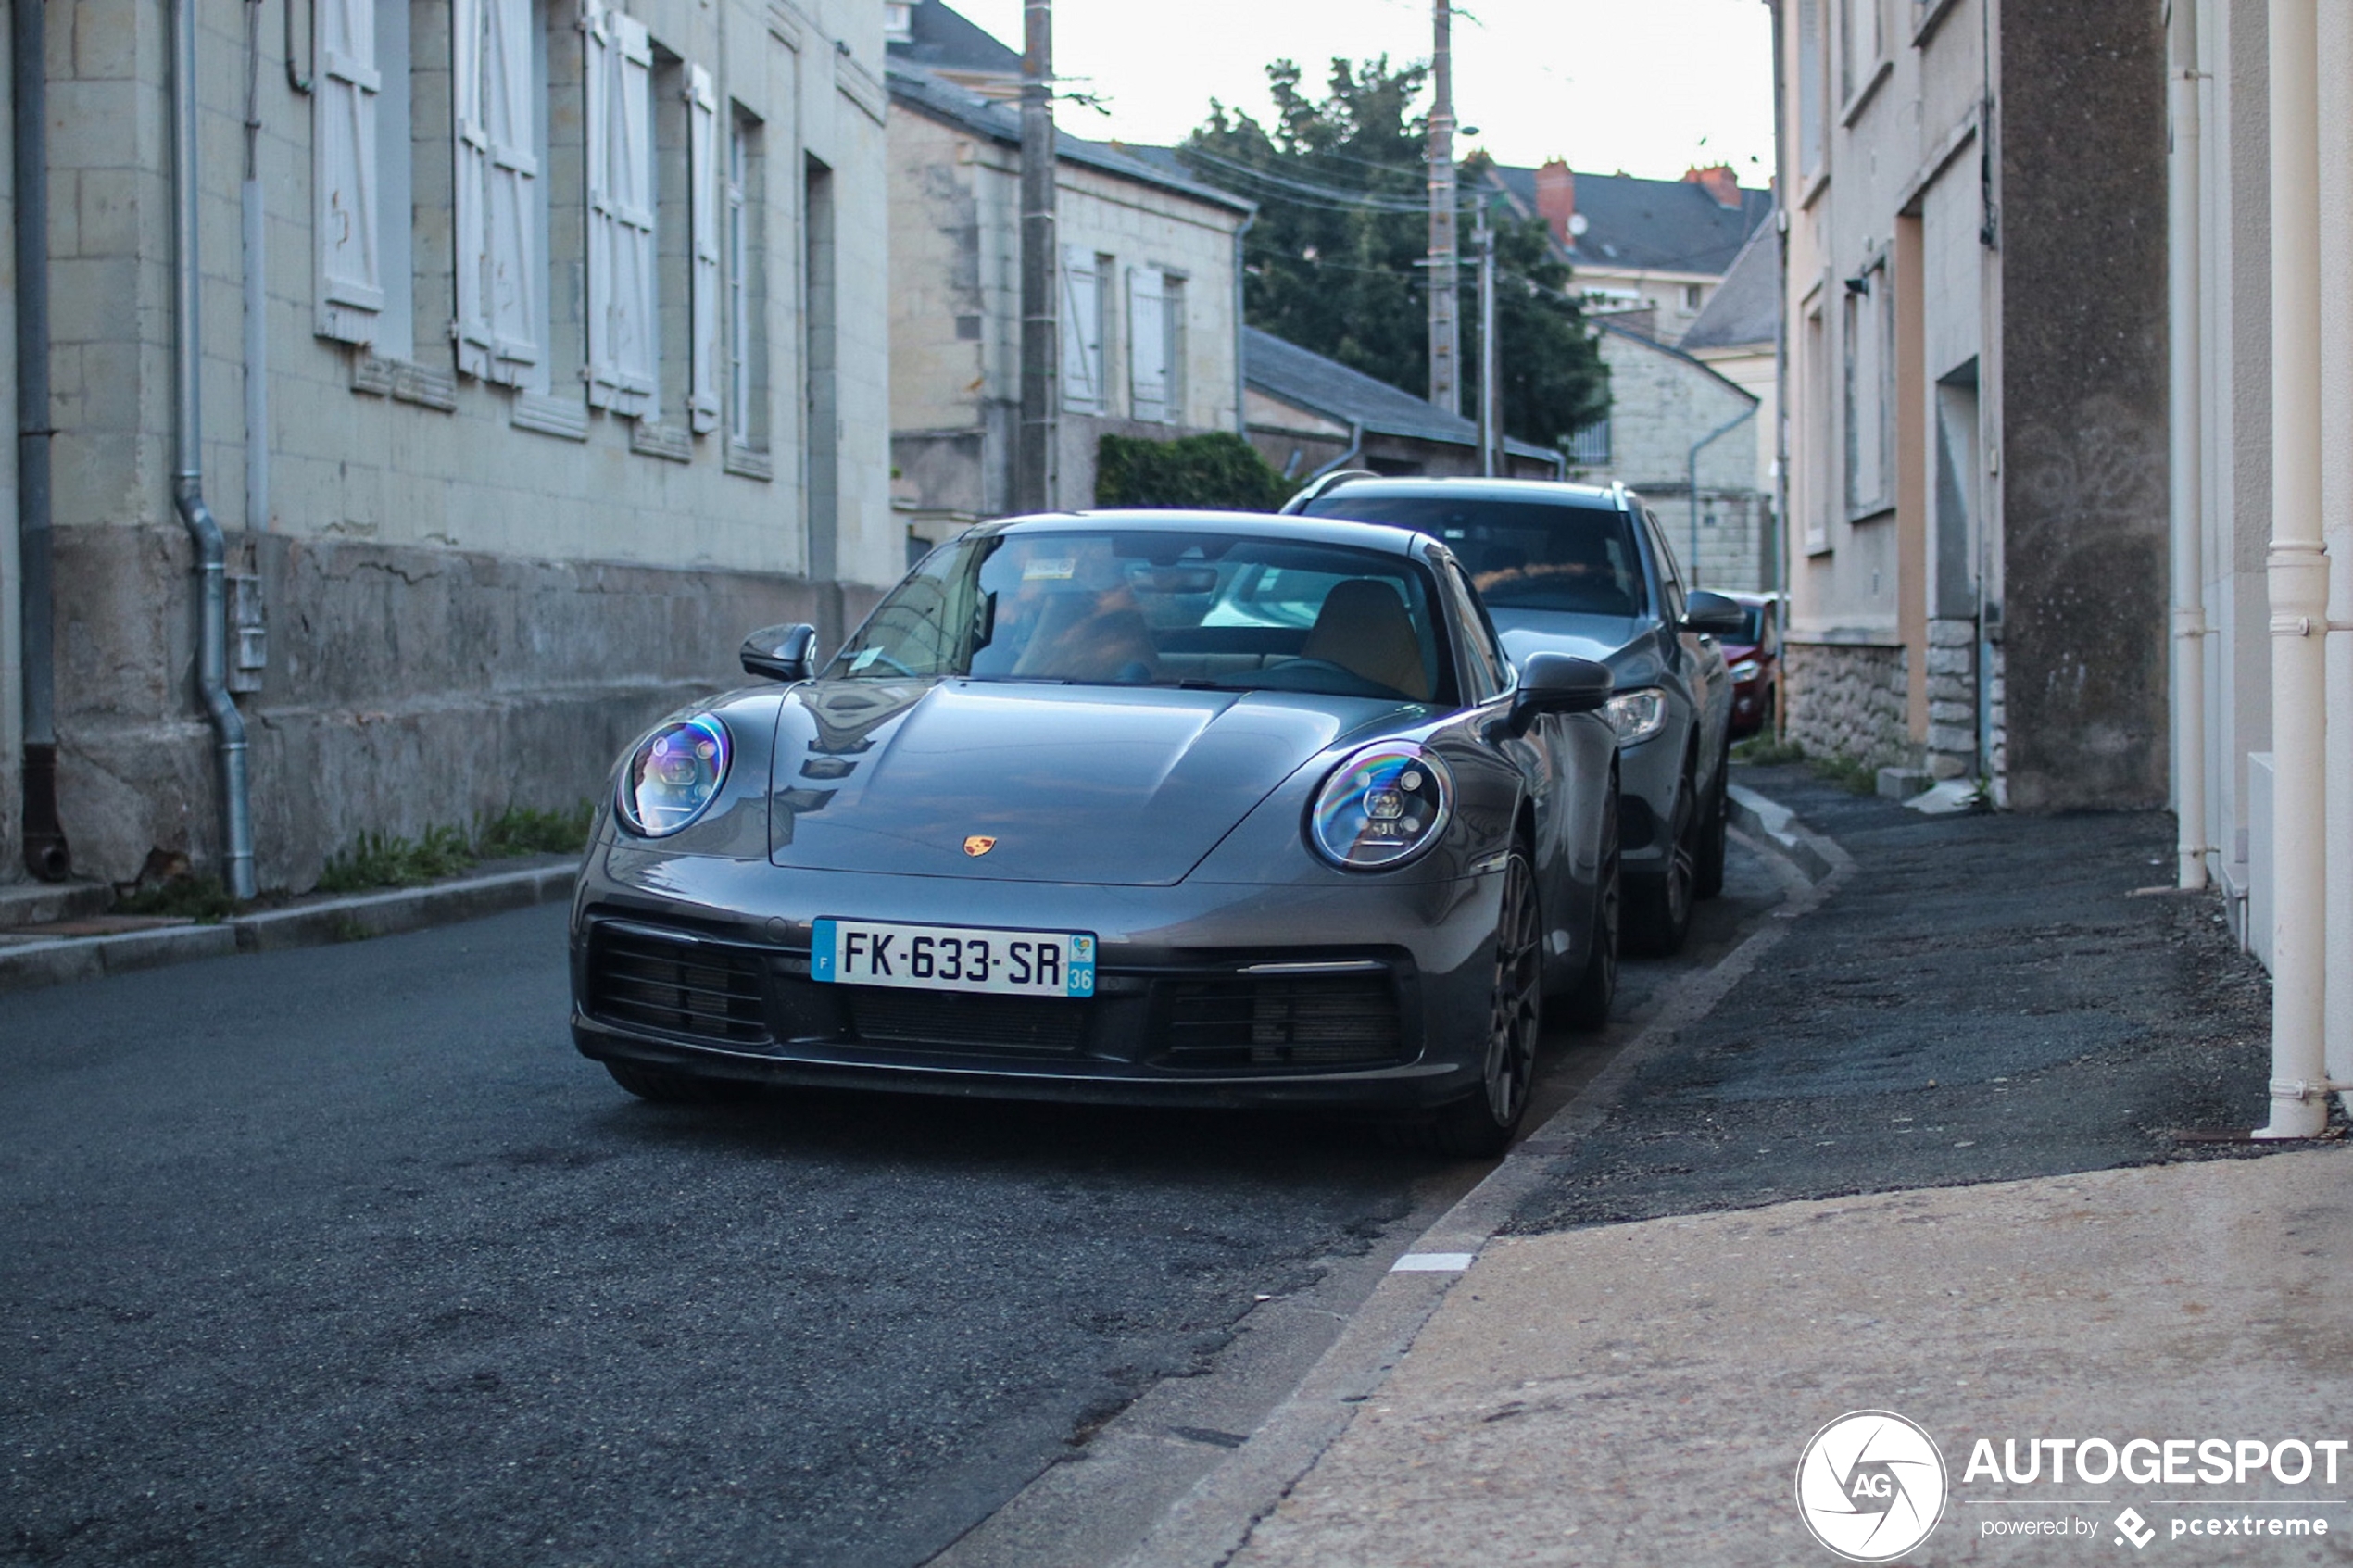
[317,801,595,895]
[113,876,241,922]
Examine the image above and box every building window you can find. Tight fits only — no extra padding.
[1843,258,1892,518]
[452,0,546,386]
[1804,301,1831,554]
[1062,247,1106,413]
[1565,417,1612,467]
[1683,282,1705,311]
[1127,266,1181,425]
[584,0,657,416]
[316,0,416,349]
[1797,0,1824,180]
[726,109,768,452]
[1839,0,1881,107]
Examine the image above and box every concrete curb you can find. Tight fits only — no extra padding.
[0,859,576,996]
[1727,781,1853,884]
[1113,785,1852,1568]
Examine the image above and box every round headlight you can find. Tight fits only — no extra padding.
[1308,743,1453,871]
[617,714,733,837]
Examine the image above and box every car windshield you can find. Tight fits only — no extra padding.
[1297,495,1646,618]
[827,530,1451,704]
[1733,602,1769,644]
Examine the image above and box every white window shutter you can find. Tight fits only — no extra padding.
[1060,247,1101,413]
[687,66,722,434]
[481,0,539,379]
[586,5,656,415]
[582,0,617,404]
[451,0,492,376]
[1127,265,1168,424]
[316,0,383,343]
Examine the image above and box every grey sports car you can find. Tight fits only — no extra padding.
[569,511,1622,1154]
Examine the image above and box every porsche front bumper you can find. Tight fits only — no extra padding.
[569,841,1508,1112]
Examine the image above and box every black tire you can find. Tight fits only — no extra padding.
[1411,849,1545,1159]
[1624,771,1697,958]
[604,1060,747,1104]
[1693,734,1731,900]
[1558,784,1620,1032]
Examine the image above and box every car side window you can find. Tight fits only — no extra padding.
[1639,508,1686,626]
[1441,560,1509,703]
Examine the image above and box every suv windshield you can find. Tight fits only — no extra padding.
[828,530,1451,704]
[1298,495,1646,618]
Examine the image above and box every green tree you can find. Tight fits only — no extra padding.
[1182,58,1608,452]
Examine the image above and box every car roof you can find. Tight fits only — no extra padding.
[975,508,1433,559]
[1302,476,1632,512]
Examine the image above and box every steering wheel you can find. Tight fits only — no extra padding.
[855,650,921,677]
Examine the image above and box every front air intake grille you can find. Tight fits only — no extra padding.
[1151,973,1404,1069]
[845,988,1088,1055]
[588,926,772,1046]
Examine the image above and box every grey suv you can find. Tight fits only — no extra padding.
[1286,475,1741,954]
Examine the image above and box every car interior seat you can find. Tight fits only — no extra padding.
[1300,579,1431,700]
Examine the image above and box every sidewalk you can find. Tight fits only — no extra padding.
[1211,770,2324,1565]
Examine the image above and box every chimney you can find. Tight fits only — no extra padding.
[1535,159,1576,248]
[1683,163,1741,210]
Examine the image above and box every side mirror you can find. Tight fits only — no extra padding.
[741,622,819,683]
[1682,589,1747,637]
[1504,652,1613,734]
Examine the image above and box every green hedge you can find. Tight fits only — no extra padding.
[1094,432,1297,512]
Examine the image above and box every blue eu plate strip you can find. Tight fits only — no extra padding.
[812,918,837,982]
[1067,935,1096,998]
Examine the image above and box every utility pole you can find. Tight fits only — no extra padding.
[1475,204,1498,476]
[1426,0,1459,415]
[1014,0,1057,513]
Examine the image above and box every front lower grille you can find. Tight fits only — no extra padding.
[1151,973,1404,1069]
[588,925,772,1046]
[845,988,1088,1055]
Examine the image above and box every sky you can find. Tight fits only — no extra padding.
[946,0,1778,185]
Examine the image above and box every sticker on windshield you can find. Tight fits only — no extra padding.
[1023,557,1076,581]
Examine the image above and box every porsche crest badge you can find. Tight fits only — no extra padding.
[963,835,997,858]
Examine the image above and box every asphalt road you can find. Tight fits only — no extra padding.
[0,844,1782,1568]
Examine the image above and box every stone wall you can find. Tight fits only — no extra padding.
[51,524,881,892]
[1784,641,1914,768]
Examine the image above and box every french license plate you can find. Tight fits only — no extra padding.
[811,919,1097,998]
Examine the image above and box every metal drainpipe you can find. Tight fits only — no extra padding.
[2321,2,2353,1111]
[2256,0,2328,1138]
[1686,407,1755,590]
[174,0,258,900]
[2168,0,2210,892]
[16,0,69,880]
[244,0,269,535]
[1305,421,1365,482]
[1231,212,1252,439]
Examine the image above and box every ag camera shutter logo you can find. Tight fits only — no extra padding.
[1796,1411,1948,1561]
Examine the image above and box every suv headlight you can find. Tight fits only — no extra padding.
[1728,659,1763,683]
[1604,687,1668,745]
[617,714,733,836]
[1308,743,1453,871]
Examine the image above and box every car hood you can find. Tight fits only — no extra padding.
[766,679,1394,884]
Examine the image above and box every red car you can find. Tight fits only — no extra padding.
[1722,591,1780,738]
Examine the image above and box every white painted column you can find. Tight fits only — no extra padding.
[2319,2,2353,1102]
[2256,0,2331,1138]
[2169,0,2210,892]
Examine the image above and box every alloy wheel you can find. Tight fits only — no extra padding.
[1483,853,1543,1127]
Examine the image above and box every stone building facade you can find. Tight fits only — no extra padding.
[885,63,1251,547]
[1566,321,1769,593]
[6,0,894,893]
[1770,0,2166,807]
